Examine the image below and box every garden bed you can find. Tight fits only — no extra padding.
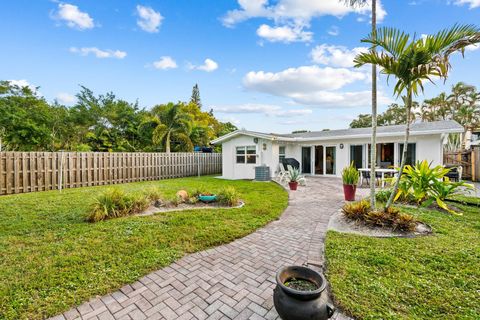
[328,209,432,238]
[139,200,245,216]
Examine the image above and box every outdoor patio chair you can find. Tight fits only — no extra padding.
[360,170,370,187]
[277,163,290,184]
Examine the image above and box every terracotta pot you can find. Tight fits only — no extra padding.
[289,181,298,191]
[273,266,335,320]
[343,184,356,201]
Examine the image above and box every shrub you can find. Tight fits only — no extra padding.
[342,162,359,185]
[342,199,370,220]
[187,196,198,205]
[342,201,417,231]
[218,186,240,207]
[393,160,474,214]
[144,187,163,202]
[375,189,392,203]
[87,189,150,222]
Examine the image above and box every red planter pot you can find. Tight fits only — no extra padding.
[289,182,299,191]
[343,184,357,201]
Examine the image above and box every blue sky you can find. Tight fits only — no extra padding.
[1,0,479,132]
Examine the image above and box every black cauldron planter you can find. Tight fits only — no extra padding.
[273,266,335,320]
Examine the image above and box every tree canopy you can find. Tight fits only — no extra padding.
[0,81,237,152]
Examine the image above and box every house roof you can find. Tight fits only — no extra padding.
[211,120,463,144]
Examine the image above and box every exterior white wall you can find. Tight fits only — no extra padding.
[220,136,275,179]
[220,133,445,179]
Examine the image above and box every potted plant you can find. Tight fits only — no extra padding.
[287,167,301,191]
[341,162,359,201]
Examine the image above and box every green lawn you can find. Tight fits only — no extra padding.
[326,203,480,320]
[0,177,288,320]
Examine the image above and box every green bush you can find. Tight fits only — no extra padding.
[218,186,240,207]
[375,189,392,203]
[393,160,474,214]
[342,162,359,185]
[144,187,163,202]
[87,188,150,222]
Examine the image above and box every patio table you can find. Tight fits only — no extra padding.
[358,168,397,188]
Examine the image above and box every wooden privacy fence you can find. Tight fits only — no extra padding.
[0,152,222,195]
[444,148,480,181]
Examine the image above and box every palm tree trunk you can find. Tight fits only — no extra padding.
[165,131,171,153]
[385,91,412,210]
[370,0,378,209]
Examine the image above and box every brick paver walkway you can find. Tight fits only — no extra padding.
[52,177,367,320]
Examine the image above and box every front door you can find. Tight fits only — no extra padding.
[301,147,312,174]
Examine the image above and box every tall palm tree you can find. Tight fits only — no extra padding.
[342,0,378,208]
[151,102,192,153]
[354,24,480,210]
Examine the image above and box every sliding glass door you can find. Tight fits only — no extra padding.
[314,146,324,175]
[325,146,336,175]
[301,147,312,174]
[350,145,364,169]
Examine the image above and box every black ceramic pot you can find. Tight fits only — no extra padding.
[273,266,335,320]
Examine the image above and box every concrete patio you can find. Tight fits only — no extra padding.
[52,177,368,320]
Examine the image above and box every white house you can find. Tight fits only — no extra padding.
[211,120,464,180]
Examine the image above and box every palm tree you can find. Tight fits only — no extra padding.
[342,0,378,208]
[354,24,480,210]
[151,102,192,153]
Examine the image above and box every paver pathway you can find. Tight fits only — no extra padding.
[53,177,368,320]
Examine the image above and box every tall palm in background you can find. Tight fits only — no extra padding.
[343,0,378,208]
[151,102,192,153]
[354,24,480,209]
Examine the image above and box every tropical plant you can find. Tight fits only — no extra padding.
[151,102,193,153]
[342,200,417,231]
[354,24,480,210]
[218,186,240,206]
[342,162,360,185]
[342,199,371,220]
[392,160,474,213]
[342,0,378,209]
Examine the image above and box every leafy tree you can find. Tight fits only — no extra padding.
[151,102,193,153]
[354,24,480,210]
[190,83,202,109]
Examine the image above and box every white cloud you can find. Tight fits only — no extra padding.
[7,80,37,92]
[222,0,387,28]
[452,0,480,8]
[153,56,178,70]
[54,3,94,30]
[256,24,312,43]
[189,58,219,72]
[56,92,76,105]
[136,5,163,33]
[327,25,340,36]
[310,44,368,68]
[288,90,392,108]
[466,44,480,51]
[212,103,312,117]
[243,65,367,95]
[69,47,127,59]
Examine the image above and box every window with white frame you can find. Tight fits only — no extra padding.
[279,146,286,162]
[236,146,257,164]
